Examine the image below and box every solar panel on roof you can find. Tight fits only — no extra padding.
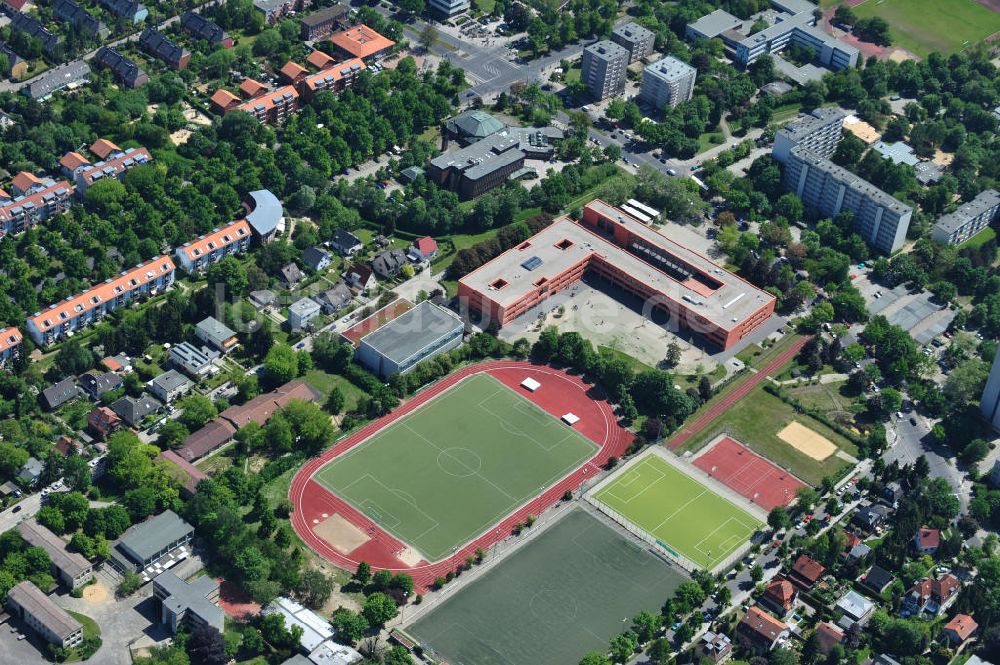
[521,256,542,271]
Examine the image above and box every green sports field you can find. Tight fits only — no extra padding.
[851,0,1000,58]
[593,453,762,570]
[409,508,686,665]
[313,373,598,561]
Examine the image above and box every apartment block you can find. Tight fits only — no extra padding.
[0,175,74,237]
[429,0,469,17]
[784,146,912,254]
[26,256,176,346]
[174,220,252,273]
[932,189,1000,245]
[611,22,655,63]
[153,571,224,634]
[17,520,93,588]
[299,58,365,100]
[982,344,1000,431]
[235,85,299,124]
[6,581,83,648]
[298,3,350,39]
[62,145,153,195]
[773,107,846,163]
[640,56,697,109]
[0,327,22,365]
[581,40,628,100]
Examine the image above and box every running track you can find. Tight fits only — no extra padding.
[667,336,811,450]
[289,360,632,590]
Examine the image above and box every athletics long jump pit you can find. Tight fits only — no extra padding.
[692,435,806,510]
[777,421,837,461]
[289,361,632,589]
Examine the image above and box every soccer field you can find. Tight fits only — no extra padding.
[593,452,762,571]
[313,373,599,561]
[852,0,1000,57]
[409,508,686,665]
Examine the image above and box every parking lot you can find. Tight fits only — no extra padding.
[853,273,955,345]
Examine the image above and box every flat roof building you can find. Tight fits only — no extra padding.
[289,297,322,330]
[641,56,697,110]
[686,8,743,40]
[17,520,93,588]
[429,0,469,17]
[152,570,224,634]
[6,581,83,648]
[355,301,464,378]
[244,189,284,242]
[581,40,628,100]
[459,200,776,349]
[110,510,194,575]
[169,341,220,378]
[611,22,655,63]
[772,107,846,163]
[784,146,912,254]
[195,316,238,353]
[981,344,1000,431]
[932,189,1000,245]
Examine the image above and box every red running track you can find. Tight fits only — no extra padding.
[667,336,811,450]
[693,435,806,510]
[288,361,632,590]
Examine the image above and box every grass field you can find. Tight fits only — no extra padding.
[681,384,856,486]
[852,0,1000,57]
[409,508,685,665]
[960,226,997,250]
[313,373,598,561]
[593,453,762,571]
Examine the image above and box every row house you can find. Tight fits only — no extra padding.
[53,0,110,39]
[61,145,153,195]
[11,13,60,56]
[98,0,148,23]
[25,256,175,346]
[174,220,252,273]
[0,327,22,365]
[0,175,74,237]
[179,11,233,48]
[139,28,191,70]
[94,46,149,88]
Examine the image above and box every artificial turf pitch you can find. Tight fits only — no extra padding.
[313,373,599,561]
[409,508,685,665]
[593,453,763,570]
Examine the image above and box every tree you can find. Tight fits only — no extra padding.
[205,256,249,297]
[264,343,299,384]
[55,339,94,377]
[178,394,217,430]
[797,486,820,510]
[326,387,346,415]
[943,358,989,406]
[854,16,892,45]
[120,570,144,596]
[769,647,798,665]
[833,4,857,26]
[418,24,438,51]
[768,507,791,531]
[580,653,612,665]
[362,592,398,626]
[664,343,682,368]
[242,627,264,655]
[299,569,333,609]
[354,561,372,584]
[610,631,639,663]
[187,625,228,665]
[332,608,368,643]
[533,326,560,361]
[0,442,29,479]
[751,564,764,582]
[632,611,661,643]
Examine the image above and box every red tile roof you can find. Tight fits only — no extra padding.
[79,147,153,186]
[176,220,251,262]
[307,49,336,69]
[219,380,321,428]
[765,580,797,610]
[0,327,22,354]
[791,554,826,584]
[279,60,309,82]
[90,139,121,160]
[157,449,208,495]
[11,171,43,194]
[917,526,940,549]
[234,85,299,115]
[0,180,74,224]
[416,236,437,255]
[59,151,91,171]
[210,89,240,112]
[329,24,395,60]
[239,78,268,98]
[302,58,365,92]
[814,622,844,653]
[944,614,977,642]
[740,606,788,643]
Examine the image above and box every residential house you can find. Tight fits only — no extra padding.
[11,14,60,56]
[814,622,845,654]
[853,504,890,531]
[88,405,122,439]
[53,0,109,39]
[98,0,148,22]
[307,49,336,69]
[94,47,149,88]
[0,327,22,365]
[280,262,304,287]
[330,229,362,256]
[297,58,365,100]
[174,220,252,273]
[843,534,872,564]
[737,606,790,653]
[835,590,875,629]
[329,24,395,63]
[180,11,232,47]
[195,317,238,353]
[54,437,82,457]
[22,61,91,100]
[17,520,93,588]
[101,352,131,373]
[139,28,191,70]
[209,89,240,114]
[905,574,961,616]
[152,571,224,634]
[408,236,438,262]
[761,579,798,618]
[883,481,902,504]
[41,378,82,410]
[0,41,28,79]
[316,282,352,314]
[79,370,123,400]
[299,3,350,39]
[18,457,44,486]
[302,246,332,272]
[915,527,941,554]
[6,581,83,648]
[861,565,895,596]
[279,60,309,84]
[698,631,733,664]
[250,290,277,310]
[789,554,825,590]
[252,0,311,24]
[288,297,321,330]
[148,370,193,403]
[169,342,220,378]
[941,614,977,646]
[371,248,407,278]
[344,264,375,291]
[110,394,162,428]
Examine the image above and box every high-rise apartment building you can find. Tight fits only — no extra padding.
[581,40,628,100]
[640,56,697,109]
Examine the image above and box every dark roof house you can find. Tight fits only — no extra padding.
[330,229,362,256]
[42,377,82,410]
[371,248,407,278]
[317,282,352,313]
[79,370,123,400]
[180,11,233,47]
[139,28,190,70]
[98,0,148,22]
[302,246,332,272]
[94,47,149,88]
[53,0,109,38]
[110,394,162,427]
[862,565,895,595]
[11,13,60,54]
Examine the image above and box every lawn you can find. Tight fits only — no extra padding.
[597,345,655,374]
[852,0,1000,57]
[408,508,685,665]
[592,451,762,571]
[680,384,856,486]
[960,226,997,250]
[64,610,100,663]
[312,373,598,561]
[301,369,368,411]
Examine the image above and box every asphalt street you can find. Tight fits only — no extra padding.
[885,412,972,512]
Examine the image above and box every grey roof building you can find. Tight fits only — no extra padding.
[11,13,60,55]
[371,248,407,278]
[685,8,743,39]
[356,301,464,378]
[42,377,82,410]
[195,316,238,353]
[139,28,191,70]
[23,61,91,100]
[872,141,919,167]
[148,369,193,403]
[288,297,321,330]
[330,229,362,256]
[244,189,284,242]
[169,341,220,378]
[53,0,110,38]
[110,510,194,573]
[835,590,875,629]
[581,40,628,100]
[773,107,847,163]
[110,394,163,427]
[180,11,232,46]
[302,246,332,272]
[640,56,697,110]
[280,262,305,286]
[152,570,224,634]
[79,370,123,400]
[250,289,277,309]
[17,520,93,588]
[18,456,44,485]
[94,46,149,88]
[784,146,912,254]
[316,281,352,313]
[932,189,1000,245]
[611,22,655,63]
[445,110,506,145]
[6,581,83,648]
[981,343,1000,431]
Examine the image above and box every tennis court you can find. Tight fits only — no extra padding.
[312,373,599,561]
[592,451,763,571]
[408,508,685,665]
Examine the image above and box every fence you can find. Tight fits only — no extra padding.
[584,496,703,573]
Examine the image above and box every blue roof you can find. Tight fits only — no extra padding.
[245,189,283,238]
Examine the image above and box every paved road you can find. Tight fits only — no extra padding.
[0,486,70,534]
[885,412,972,512]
